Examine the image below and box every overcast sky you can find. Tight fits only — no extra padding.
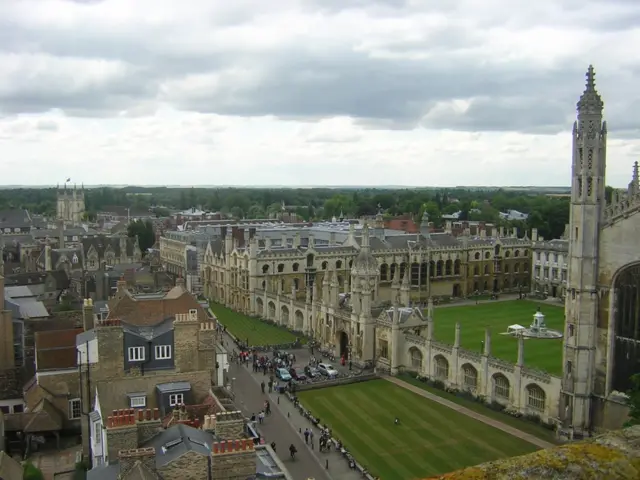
[1,0,639,187]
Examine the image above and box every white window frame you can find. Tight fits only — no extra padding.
[155,345,172,360]
[128,346,145,362]
[94,422,102,444]
[169,393,184,406]
[130,396,146,408]
[68,398,81,420]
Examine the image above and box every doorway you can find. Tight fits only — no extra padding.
[338,331,349,359]
[552,286,558,297]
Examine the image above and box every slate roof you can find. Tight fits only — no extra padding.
[35,328,83,370]
[0,208,32,229]
[145,423,216,468]
[123,317,174,341]
[82,235,137,258]
[0,450,23,480]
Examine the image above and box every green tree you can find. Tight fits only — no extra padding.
[24,462,45,480]
[127,220,155,253]
[625,373,640,427]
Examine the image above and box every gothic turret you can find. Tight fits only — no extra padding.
[350,223,379,317]
[562,65,607,435]
[400,264,411,306]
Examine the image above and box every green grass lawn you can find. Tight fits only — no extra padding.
[431,300,564,375]
[298,380,539,480]
[398,375,559,444]
[209,303,300,346]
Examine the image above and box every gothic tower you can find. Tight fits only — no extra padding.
[561,66,607,436]
[56,183,86,226]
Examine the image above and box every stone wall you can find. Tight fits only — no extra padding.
[431,426,640,480]
[0,368,21,401]
[214,411,245,439]
[158,450,209,480]
[294,374,378,392]
[210,439,256,480]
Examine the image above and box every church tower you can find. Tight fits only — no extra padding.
[561,66,607,436]
[56,183,86,226]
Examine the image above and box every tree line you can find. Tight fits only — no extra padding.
[0,185,610,241]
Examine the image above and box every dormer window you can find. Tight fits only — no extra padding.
[155,345,172,360]
[128,346,145,362]
[72,254,79,264]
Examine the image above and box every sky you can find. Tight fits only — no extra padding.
[1,0,639,187]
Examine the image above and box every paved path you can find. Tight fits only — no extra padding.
[383,376,555,449]
[432,293,564,309]
[225,332,362,480]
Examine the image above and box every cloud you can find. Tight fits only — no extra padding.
[0,0,639,186]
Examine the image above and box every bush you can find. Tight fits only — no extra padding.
[23,462,45,480]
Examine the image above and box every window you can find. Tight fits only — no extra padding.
[128,346,145,362]
[462,364,478,390]
[94,422,102,444]
[88,259,97,269]
[493,375,510,399]
[435,356,449,379]
[169,393,184,406]
[526,384,546,412]
[68,398,82,420]
[379,340,389,359]
[130,396,146,408]
[155,345,172,360]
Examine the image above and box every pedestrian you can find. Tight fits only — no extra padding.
[261,381,265,394]
[259,411,265,424]
[304,428,309,444]
[268,380,273,393]
[251,413,256,422]
[265,401,271,415]
[349,360,352,370]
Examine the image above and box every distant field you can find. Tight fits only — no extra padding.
[432,300,564,376]
[299,380,539,480]
[209,303,300,346]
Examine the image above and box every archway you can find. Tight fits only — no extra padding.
[336,331,349,359]
[267,301,276,320]
[256,297,263,315]
[612,264,640,392]
[294,310,304,330]
[281,305,289,325]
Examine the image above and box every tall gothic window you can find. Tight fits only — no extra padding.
[613,265,640,392]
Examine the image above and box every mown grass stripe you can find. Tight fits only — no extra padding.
[299,380,538,480]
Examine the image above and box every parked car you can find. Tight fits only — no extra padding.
[304,366,320,378]
[290,368,307,381]
[317,363,339,377]
[276,367,292,381]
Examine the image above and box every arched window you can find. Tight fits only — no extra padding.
[262,265,269,274]
[473,266,479,276]
[505,251,511,258]
[504,265,510,274]
[613,264,640,391]
[462,364,478,390]
[493,374,510,399]
[436,261,443,276]
[483,265,489,275]
[409,347,423,370]
[445,260,452,276]
[321,261,328,270]
[434,356,449,380]
[380,264,389,281]
[474,252,480,260]
[277,263,285,272]
[515,250,520,257]
[484,252,490,259]
[526,384,546,411]
[336,260,343,269]
[294,278,300,290]
[454,260,461,275]
[292,263,299,272]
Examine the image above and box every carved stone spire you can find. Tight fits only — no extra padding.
[577,65,603,116]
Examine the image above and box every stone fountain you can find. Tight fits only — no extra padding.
[520,307,563,339]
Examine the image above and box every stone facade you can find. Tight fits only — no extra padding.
[57,185,86,226]
[531,227,569,299]
[560,66,640,435]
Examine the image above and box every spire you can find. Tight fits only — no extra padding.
[577,65,603,115]
[361,222,370,250]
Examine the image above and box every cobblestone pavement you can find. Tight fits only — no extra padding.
[384,376,555,449]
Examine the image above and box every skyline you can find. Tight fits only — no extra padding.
[1,0,639,187]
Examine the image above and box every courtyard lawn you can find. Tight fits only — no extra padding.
[432,300,564,375]
[209,303,300,347]
[298,380,539,480]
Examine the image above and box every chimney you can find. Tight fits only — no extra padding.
[281,232,287,247]
[116,275,127,293]
[106,410,138,460]
[45,245,52,271]
[531,228,538,242]
[210,440,256,480]
[293,232,301,249]
[82,298,94,331]
[136,408,162,444]
[118,448,156,477]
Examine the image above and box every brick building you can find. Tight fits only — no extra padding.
[78,279,219,466]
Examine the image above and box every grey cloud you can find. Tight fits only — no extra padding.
[0,0,639,136]
[36,120,59,131]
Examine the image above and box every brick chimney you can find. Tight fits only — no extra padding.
[118,447,156,476]
[210,439,256,480]
[82,298,94,331]
[106,410,138,460]
[136,408,162,444]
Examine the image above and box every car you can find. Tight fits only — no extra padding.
[304,366,319,378]
[317,363,339,377]
[291,368,307,381]
[276,368,292,381]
